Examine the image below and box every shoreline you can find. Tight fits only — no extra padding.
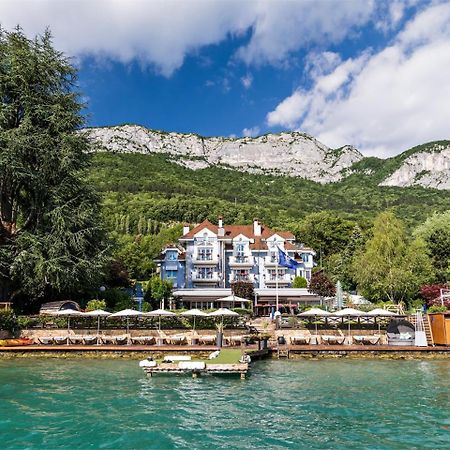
[0,345,449,360]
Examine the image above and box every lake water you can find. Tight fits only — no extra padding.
[0,358,449,449]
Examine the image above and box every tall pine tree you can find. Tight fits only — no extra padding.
[0,28,108,308]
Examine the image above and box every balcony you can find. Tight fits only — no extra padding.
[230,272,254,283]
[264,274,291,285]
[264,256,279,267]
[192,272,220,283]
[192,254,219,265]
[229,255,254,267]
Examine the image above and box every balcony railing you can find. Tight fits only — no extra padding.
[192,272,220,282]
[265,274,291,284]
[229,255,254,266]
[230,274,254,283]
[192,254,218,265]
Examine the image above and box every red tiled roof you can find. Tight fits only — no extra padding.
[182,219,294,241]
[182,219,218,238]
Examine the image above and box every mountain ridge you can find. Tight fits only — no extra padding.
[86,124,450,190]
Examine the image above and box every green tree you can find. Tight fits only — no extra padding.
[231,281,254,301]
[145,275,173,309]
[0,28,107,307]
[292,276,307,288]
[353,211,433,304]
[414,211,450,282]
[295,211,357,262]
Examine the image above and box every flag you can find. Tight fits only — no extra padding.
[277,247,300,269]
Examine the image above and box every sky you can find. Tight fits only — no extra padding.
[1,0,450,157]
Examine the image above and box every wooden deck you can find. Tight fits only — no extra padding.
[0,344,224,352]
[288,344,450,352]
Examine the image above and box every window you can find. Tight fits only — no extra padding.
[198,267,214,279]
[268,269,285,281]
[166,270,177,278]
[301,253,309,263]
[234,243,247,262]
[167,251,178,261]
[197,248,213,261]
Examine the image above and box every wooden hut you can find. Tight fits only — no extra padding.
[39,301,80,315]
[429,312,450,346]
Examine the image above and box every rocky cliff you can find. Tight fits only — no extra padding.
[87,125,362,183]
[87,125,450,189]
[380,142,450,190]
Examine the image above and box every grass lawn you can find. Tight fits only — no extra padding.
[203,349,243,364]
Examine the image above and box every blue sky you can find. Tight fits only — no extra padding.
[2,0,450,156]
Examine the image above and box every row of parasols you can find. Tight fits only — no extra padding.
[297,307,400,334]
[50,307,239,336]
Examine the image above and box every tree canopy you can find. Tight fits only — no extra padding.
[0,28,107,308]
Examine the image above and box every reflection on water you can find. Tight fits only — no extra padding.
[0,358,449,449]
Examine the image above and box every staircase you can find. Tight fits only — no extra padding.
[409,313,434,346]
[277,344,290,359]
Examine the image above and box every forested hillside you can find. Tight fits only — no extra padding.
[88,152,450,233]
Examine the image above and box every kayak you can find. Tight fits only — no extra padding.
[0,338,34,347]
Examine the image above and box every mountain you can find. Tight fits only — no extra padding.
[87,124,363,183]
[87,125,450,190]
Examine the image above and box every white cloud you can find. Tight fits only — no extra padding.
[241,73,253,89]
[0,0,376,76]
[266,2,450,157]
[242,126,260,137]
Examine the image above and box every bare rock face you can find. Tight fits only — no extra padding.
[86,125,450,189]
[87,125,363,183]
[380,144,450,190]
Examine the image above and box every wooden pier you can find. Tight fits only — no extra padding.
[143,362,249,379]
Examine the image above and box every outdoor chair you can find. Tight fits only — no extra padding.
[290,335,311,345]
[38,336,55,345]
[169,335,187,345]
[131,336,155,345]
[101,336,117,345]
[82,335,97,345]
[69,335,83,344]
[200,335,216,345]
[321,335,345,345]
[53,335,68,345]
[115,335,128,345]
[227,335,244,346]
[362,335,381,345]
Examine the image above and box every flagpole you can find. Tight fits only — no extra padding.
[275,247,279,312]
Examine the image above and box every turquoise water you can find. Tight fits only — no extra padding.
[0,358,449,449]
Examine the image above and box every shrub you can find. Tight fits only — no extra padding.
[428,305,447,313]
[292,276,308,288]
[86,299,107,311]
[0,310,18,333]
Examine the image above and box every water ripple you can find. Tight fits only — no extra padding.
[0,359,449,449]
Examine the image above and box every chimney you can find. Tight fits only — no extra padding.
[253,218,261,236]
[182,224,190,235]
[218,216,224,237]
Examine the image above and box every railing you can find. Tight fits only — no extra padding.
[192,273,220,282]
[229,255,254,265]
[230,274,254,283]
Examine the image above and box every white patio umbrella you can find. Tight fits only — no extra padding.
[333,308,364,339]
[216,295,250,308]
[298,308,332,334]
[84,309,111,344]
[208,308,239,333]
[144,309,176,331]
[366,308,398,332]
[108,309,142,340]
[53,309,83,344]
[180,309,207,331]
